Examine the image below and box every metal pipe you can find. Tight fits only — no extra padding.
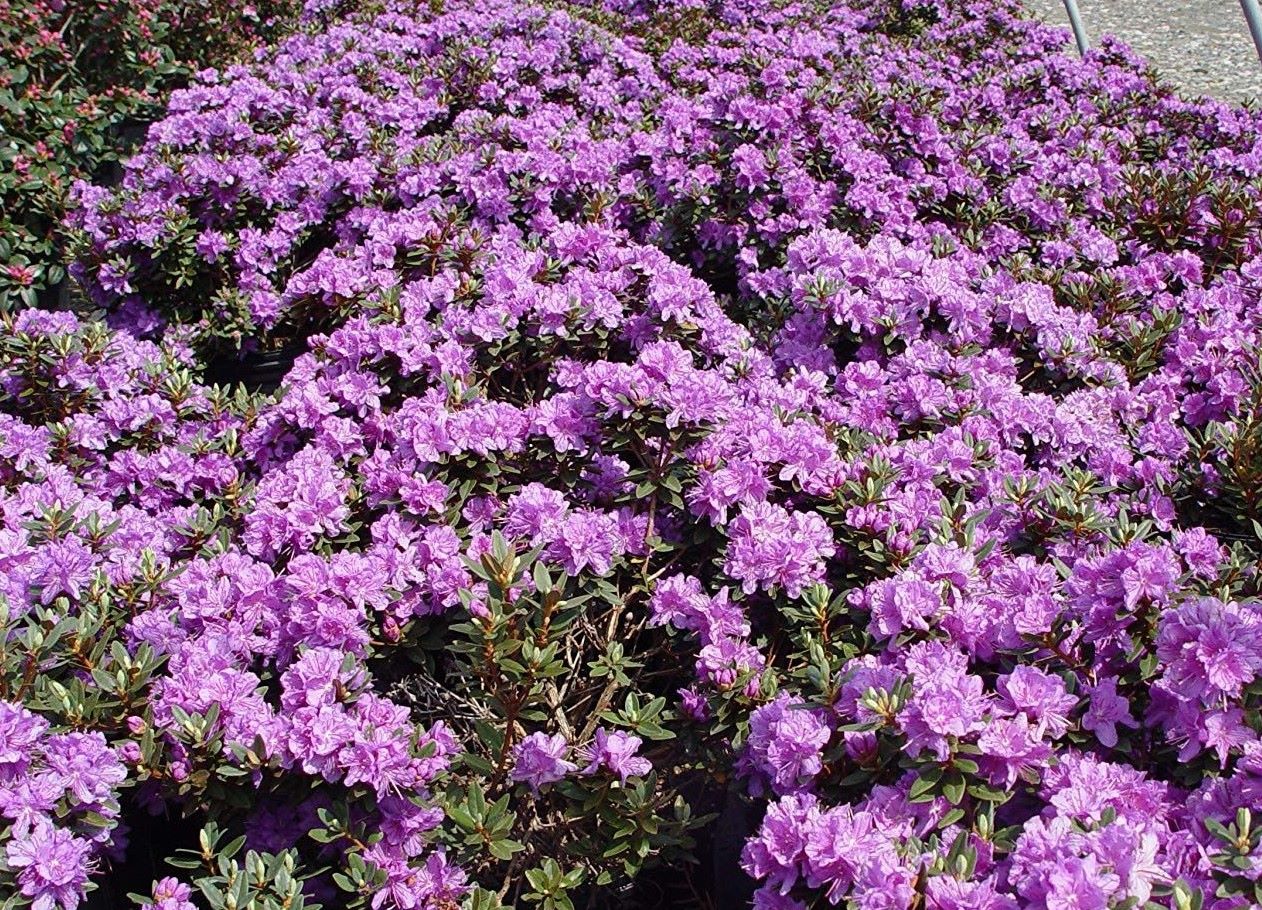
[1061,0,1089,56]
[1242,0,1262,65]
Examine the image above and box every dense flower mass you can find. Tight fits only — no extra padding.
[0,702,124,910]
[4,0,1262,907]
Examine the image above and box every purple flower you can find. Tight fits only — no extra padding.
[725,502,835,599]
[1201,708,1255,767]
[677,687,710,723]
[0,703,49,780]
[744,694,833,795]
[898,643,988,761]
[802,805,892,904]
[752,889,808,910]
[41,731,126,807]
[1045,856,1114,910]
[549,510,625,576]
[1156,597,1262,700]
[30,539,96,605]
[504,484,569,544]
[6,822,94,910]
[649,574,711,631]
[741,792,818,894]
[195,230,230,263]
[997,666,1076,739]
[859,574,940,640]
[150,877,197,910]
[97,260,134,296]
[580,728,651,783]
[1081,678,1137,749]
[243,446,351,560]
[364,847,469,910]
[510,732,575,793]
[977,715,1052,789]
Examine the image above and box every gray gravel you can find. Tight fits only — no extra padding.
[1023,0,1261,104]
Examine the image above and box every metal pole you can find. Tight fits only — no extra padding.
[1242,0,1262,65]
[1061,0,1089,56]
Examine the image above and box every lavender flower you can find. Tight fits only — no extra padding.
[6,822,94,910]
[510,733,576,793]
[744,694,833,795]
[580,728,651,784]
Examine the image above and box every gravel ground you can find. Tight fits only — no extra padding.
[1023,0,1261,104]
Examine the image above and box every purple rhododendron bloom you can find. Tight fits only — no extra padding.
[744,694,833,795]
[1081,678,1138,749]
[725,502,835,598]
[149,877,197,910]
[0,703,48,779]
[510,732,575,793]
[6,822,94,910]
[581,728,651,783]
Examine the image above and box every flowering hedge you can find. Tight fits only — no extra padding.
[5,0,1262,908]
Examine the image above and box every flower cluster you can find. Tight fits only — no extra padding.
[0,703,125,910]
[0,309,461,909]
[68,0,665,355]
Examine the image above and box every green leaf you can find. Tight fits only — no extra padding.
[488,839,524,861]
[533,561,552,594]
[446,806,478,831]
[307,827,337,844]
[938,807,966,829]
[908,768,942,802]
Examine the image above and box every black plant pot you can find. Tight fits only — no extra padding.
[206,344,304,394]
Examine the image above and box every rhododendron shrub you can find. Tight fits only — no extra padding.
[246,229,776,899]
[0,0,298,310]
[68,0,666,357]
[5,0,1262,908]
[0,311,459,909]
